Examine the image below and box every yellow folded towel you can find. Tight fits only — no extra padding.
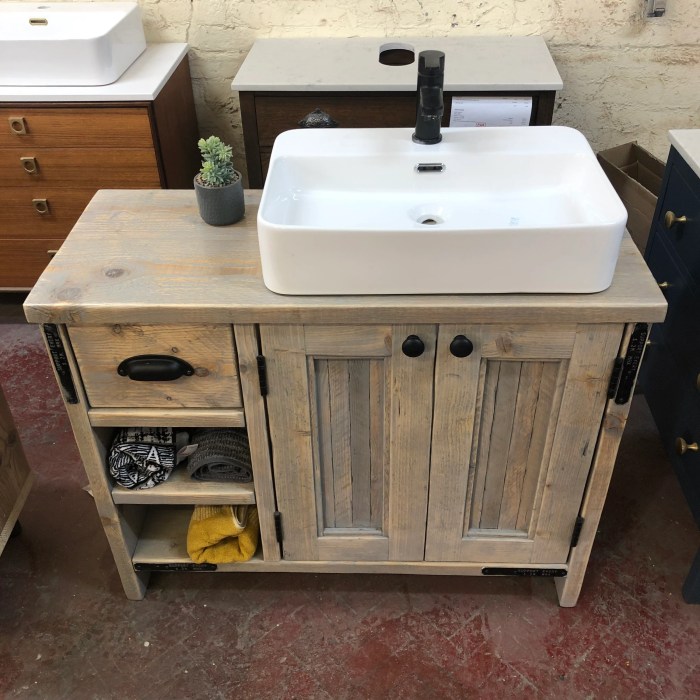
[187,505,259,564]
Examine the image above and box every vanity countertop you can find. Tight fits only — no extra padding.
[24,189,665,327]
[669,129,700,180]
[0,43,188,102]
[231,36,563,92]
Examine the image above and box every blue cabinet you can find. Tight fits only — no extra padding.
[642,145,700,602]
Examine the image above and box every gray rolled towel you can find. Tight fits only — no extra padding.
[187,428,253,483]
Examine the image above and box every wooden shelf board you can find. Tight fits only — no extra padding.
[89,407,245,428]
[132,507,569,576]
[112,469,256,505]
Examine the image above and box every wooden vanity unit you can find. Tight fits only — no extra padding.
[24,190,665,606]
[0,44,199,290]
[232,37,563,187]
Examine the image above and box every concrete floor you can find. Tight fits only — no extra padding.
[0,304,699,699]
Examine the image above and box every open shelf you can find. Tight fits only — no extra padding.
[132,505,264,569]
[112,468,256,505]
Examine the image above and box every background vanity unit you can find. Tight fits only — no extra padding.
[232,37,563,187]
[641,130,700,603]
[0,44,199,289]
[24,190,665,607]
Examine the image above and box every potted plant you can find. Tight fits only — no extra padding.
[194,136,245,226]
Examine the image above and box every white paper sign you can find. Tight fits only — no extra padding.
[449,96,533,128]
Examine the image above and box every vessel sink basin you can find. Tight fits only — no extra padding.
[258,126,628,295]
[0,2,146,86]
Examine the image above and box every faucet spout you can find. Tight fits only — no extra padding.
[413,50,445,145]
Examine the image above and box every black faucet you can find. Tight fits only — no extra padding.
[412,50,445,145]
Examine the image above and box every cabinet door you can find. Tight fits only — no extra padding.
[426,324,623,564]
[260,324,436,562]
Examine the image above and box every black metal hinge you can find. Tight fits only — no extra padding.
[256,354,268,396]
[607,323,649,405]
[274,511,283,544]
[43,324,78,404]
[570,516,585,548]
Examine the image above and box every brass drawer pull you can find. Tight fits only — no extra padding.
[32,198,49,215]
[47,249,59,257]
[9,116,27,135]
[676,437,698,455]
[658,281,671,290]
[21,156,38,174]
[665,211,688,229]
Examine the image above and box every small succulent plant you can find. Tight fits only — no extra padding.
[197,136,238,187]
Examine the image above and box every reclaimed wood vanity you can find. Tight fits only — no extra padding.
[23,190,666,606]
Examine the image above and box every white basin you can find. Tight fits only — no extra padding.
[258,126,628,295]
[0,2,146,86]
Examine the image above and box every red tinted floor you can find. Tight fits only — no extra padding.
[0,317,699,700]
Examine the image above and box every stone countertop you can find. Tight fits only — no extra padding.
[24,190,665,327]
[0,43,188,102]
[231,37,563,92]
[669,129,700,180]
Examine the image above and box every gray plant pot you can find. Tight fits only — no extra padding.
[194,172,245,226]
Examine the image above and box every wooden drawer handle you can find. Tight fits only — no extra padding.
[298,108,339,128]
[21,156,39,174]
[32,198,49,215]
[676,437,699,455]
[665,211,688,229]
[117,355,195,382]
[9,116,27,135]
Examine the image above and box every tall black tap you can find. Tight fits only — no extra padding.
[412,50,445,145]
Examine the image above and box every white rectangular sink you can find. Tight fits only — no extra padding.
[0,2,146,86]
[258,126,628,295]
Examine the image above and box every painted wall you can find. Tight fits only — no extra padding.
[18,1,700,180]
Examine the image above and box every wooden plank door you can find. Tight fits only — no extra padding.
[260,324,436,562]
[425,323,624,564]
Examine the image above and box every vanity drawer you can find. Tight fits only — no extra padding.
[655,155,700,285]
[0,107,154,148]
[0,148,161,187]
[254,93,418,148]
[0,239,64,288]
[68,324,242,409]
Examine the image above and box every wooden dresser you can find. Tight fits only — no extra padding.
[641,129,700,602]
[24,190,665,606]
[0,44,199,290]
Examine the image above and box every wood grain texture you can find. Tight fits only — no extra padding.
[88,407,245,428]
[68,324,242,409]
[23,190,666,327]
[0,238,63,289]
[47,326,148,599]
[0,106,154,148]
[0,384,34,556]
[0,148,160,188]
[233,324,281,562]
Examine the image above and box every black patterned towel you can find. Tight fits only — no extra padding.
[108,427,175,490]
[187,429,253,483]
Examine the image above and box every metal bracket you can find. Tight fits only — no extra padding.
[274,511,283,544]
[570,516,585,548]
[256,355,268,396]
[613,323,649,404]
[43,324,78,404]
[134,563,217,572]
[482,568,567,577]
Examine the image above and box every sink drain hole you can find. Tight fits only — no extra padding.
[418,215,443,225]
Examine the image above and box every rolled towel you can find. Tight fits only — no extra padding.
[187,505,259,564]
[187,428,253,483]
[108,427,175,489]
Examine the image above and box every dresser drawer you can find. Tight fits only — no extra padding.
[0,239,63,289]
[68,324,242,409]
[0,148,161,188]
[254,93,417,148]
[0,107,154,148]
[655,156,700,284]
[645,231,700,374]
[0,188,96,239]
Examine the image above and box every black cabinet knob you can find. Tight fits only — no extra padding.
[450,335,474,358]
[402,335,425,357]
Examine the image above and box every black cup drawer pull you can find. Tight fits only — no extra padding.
[117,355,195,381]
